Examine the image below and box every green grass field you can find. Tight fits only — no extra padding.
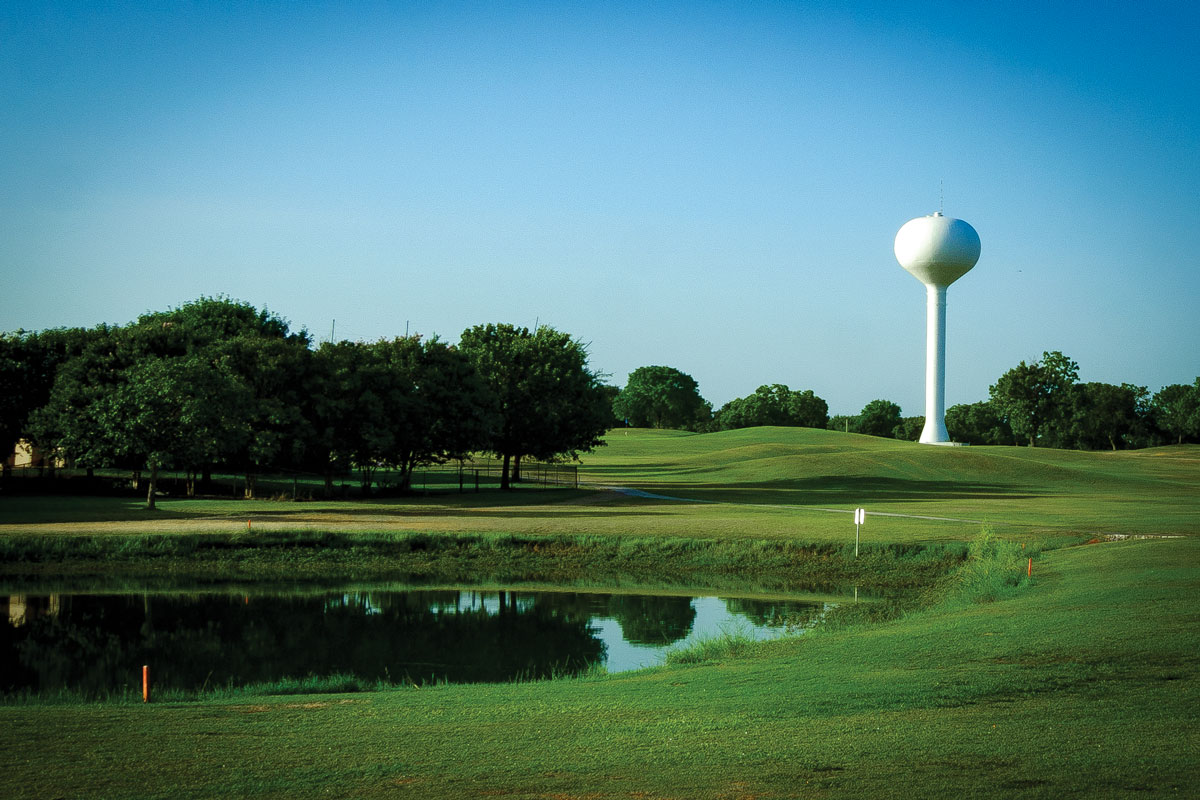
[2,428,1198,798]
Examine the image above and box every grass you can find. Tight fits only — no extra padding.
[2,536,1196,798]
[1,427,1198,798]
[0,528,964,596]
[5,428,1194,544]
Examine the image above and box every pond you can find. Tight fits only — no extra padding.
[2,584,846,697]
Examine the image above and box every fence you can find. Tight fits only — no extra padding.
[407,458,579,492]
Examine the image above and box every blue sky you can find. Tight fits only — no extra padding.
[2,1,1197,415]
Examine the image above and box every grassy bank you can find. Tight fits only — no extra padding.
[2,535,1195,798]
[0,528,966,595]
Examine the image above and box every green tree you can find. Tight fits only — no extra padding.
[892,416,925,441]
[1067,382,1147,451]
[1,333,42,459]
[856,399,902,438]
[98,355,231,509]
[310,339,402,495]
[612,366,711,430]
[989,351,1078,447]
[459,324,609,490]
[314,337,494,494]
[5,327,110,470]
[715,384,828,430]
[1151,382,1200,444]
[827,414,857,434]
[217,333,314,496]
[27,326,126,473]
[945,401,1014,445]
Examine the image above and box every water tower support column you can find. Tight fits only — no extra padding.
[921,284,950,444]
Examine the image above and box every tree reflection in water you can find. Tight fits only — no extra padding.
[1,589,830,698]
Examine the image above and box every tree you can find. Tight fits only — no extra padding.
[597,385,623,428]
[5,326,109,470]
[945,401,1014,445]
[310,339,402,495]
[217,332,314,496]
[1067,382,1146,451]
[989,351,1078,447]
[714,384,829,430]
[401,338,495,486]
[612,366,711,430]
[28,326,126,473]
[1,333,41,459]
[459,324,610,490]
[1151,382,1200,444]
[856,399,902,438]
[313,337,495,494]
[892,416,924,441]
[98,355,232,509]
[827,415,856,434]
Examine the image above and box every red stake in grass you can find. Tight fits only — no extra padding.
[143,665,150,703]
[1028,557,1032,578]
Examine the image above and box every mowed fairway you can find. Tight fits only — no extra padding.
[4,427,1197,543]
[2,428,1198,798]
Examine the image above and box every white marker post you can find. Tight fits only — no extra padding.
[854,508,865,557]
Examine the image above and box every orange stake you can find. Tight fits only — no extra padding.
[143,665,150,703]
[1028,557,1032,578]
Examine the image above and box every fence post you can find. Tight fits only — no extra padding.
[474,469,480,492]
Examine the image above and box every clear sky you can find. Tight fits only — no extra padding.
[3,1,1197,415]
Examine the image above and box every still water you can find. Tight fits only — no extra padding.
[2,587,836,697]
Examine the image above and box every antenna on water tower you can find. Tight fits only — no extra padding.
[894,212,980,445]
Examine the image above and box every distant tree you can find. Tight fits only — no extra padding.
[892,416,924,442]
[989,351,1078,447]
[98,355,236,509]
[459,323,609,490]
[28,326,126,473]
[218,333,314,496]
[945,401,1014,445]
[130,295,295,355]
[856,399,903,438]
[612,366,711,430]
[827,414,857,434]
[597,385,624,427]
[1151,381,1200,444]
[715,384,829,430]
[311,336,493,495]
[1066,382,1147,451]
[4,326,107,465]
[311,339,408,494]
[0,333,40,457]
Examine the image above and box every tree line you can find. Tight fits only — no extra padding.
[6,301,1197,508]
[608,356,1200,449]
[1,298,611,507]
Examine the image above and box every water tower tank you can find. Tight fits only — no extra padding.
[894,212,980,287]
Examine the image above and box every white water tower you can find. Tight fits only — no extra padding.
[894,212,981,444]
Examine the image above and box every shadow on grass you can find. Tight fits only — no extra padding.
[614,476,1050,506]
[0,497,201,525]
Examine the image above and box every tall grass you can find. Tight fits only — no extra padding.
[665,630,758,665]
[0,529,968,592]
[950,526,1036,604]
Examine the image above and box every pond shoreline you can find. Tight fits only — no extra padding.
[0,529,966,592]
